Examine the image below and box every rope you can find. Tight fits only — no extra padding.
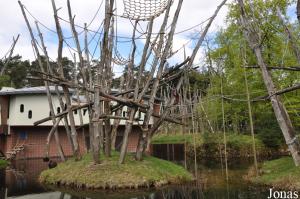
[286,135,299,146]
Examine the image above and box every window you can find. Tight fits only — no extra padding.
[19,132,27,140]
[28,110,32,119]
[74,109,77,114]
[83,109,87,116]
[20,104,24,113]
[7,98,10,119]
[123,111,126,117]
[57,107,61,114]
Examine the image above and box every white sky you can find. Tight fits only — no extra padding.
[0,0,231,74]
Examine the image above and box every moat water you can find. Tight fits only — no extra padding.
[0,146,272,199]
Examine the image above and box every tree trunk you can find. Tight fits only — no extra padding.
[135,0,183,161]
[297,0,300,24]
[238,0,300,166]
[118,19,139,164]
[119,109,137,164]
[51,0,80,160]
[19,2,66,161]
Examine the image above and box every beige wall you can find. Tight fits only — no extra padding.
[4,94,153,126]
[7,94,88,126]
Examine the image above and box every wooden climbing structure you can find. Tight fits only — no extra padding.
[6,143,25,160]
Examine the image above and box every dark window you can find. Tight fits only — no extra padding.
[74,109,78,114]
[57,107,61,114]
[83,109,87,116]
[20,104,24,113]
[7,97,10,119]
[123,111,126,117]
[19,132,27,140]
[28,110,32,119]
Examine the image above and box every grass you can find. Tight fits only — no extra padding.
[151,133,202,145]
[248,157,300,190]
[152,133,268,158]
[40,151,193,190]
[0,159,8,169]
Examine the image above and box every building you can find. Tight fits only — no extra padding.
[0,86,161,159]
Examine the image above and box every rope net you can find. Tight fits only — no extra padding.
[123,0,169,20]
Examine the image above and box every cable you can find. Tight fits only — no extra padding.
[23,1,217,44]
[85,0,104,29]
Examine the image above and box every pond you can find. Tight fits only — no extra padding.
[0,151,271,199]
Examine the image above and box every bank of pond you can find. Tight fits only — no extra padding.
[246,157,300,191]
[151,133,287,159]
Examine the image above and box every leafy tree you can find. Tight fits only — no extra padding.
[196,0,299,149]
[2,55,29,88]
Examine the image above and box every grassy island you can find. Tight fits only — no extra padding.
[247,157,300,190]
[0,159,8,169]
[40,152,192,190]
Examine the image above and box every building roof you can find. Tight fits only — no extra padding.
[0,86,163,102]
[0,86,73,96]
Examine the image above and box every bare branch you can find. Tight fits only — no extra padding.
[1,34,20,75]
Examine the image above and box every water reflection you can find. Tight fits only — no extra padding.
[0,154,271,198]
[2,158,51,198]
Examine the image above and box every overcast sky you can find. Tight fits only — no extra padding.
[1,0,298,76]
[0,0,232,74]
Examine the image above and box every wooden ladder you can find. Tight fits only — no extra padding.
[6,142,25,160]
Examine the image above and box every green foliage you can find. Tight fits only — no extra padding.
[195,0,299,149]
[1,55,29,88]
[151,133,201,144]
[258,129,283,149]
[0,159,8,168]
[0,55,78,89]
[188,70,210,93]
[40,152,192,189]
[0,75,11,88]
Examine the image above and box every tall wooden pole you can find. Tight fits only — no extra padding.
[243,64,258,176]
[241,45,258,176]
[19,1,65,161]
[36,21,75,158]
[221,77,229,182]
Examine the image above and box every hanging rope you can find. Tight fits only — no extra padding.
[122,0,170,21]
[112,48,130,65]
